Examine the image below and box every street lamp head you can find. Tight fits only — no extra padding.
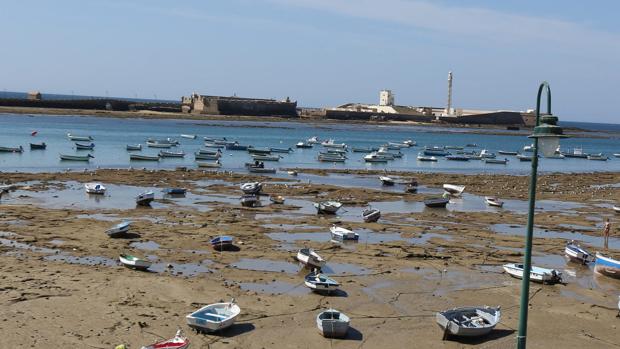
[528,114,567,157]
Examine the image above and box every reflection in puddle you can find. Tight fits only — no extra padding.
[130,241,161,251]
[231,258,301,274]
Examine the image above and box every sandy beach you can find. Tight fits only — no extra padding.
[1,169,619,348]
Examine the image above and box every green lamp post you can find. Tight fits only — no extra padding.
[516,82,567,349]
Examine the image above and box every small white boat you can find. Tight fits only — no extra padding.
[614,205,620,213]
[443,184,465,196]
[186,300,240,333]
[159,150,185,158]
[307,136,320,144]
[126,144,142,151]
[317,309,350,338]
[270,195,285,204]
[240,182,262,194]
[523,144,534,152]
[304,272,339,293]
[196,160,221,168]
[194,152,221,160]
[484,196,504,207]
[417,154,437,162]
[105,221,131,238]
[330,225,359,240]
[141,329,189,349]
[180,134,197,139]
[564,240,593,264]
[485,158,508,165]
[503,263,562,284]
[60,153,93,161]
[85,182,106,194]
[146,140,172,148]
[321,139,347,148]
[297,248,326,268]
[287,170,298,176]
[379,176,395,186]
[67,133,93,141]
[314,201,342,214]
[362,208,381,223]
[364,153,389,163]
[119,253,151,270]
[136,191,155,206]
[296,141,313,148]
[594,252,620,279]
[436,306,500,337]
[613,153,620,158]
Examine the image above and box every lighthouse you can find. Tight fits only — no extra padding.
[445,71,453,116]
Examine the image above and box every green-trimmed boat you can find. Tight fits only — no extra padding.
[119,254,151,270]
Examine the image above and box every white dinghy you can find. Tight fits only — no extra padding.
[296,248,326,268]
[503,263,562,284]
[85,182,106,194]
[436,306,501,337]
[330,225,359,241]
[443,184,465,196]
[186,299,240,333]
[317,309,350,338]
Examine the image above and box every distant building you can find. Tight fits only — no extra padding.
[181,93,297,117]
[27,91,42,101]
[379,89,394,106]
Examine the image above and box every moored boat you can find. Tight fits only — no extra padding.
[130,154,160,161]
[226,143,248,151]
[136,191,155,206]
[196,160,221,168]
[498,150,518,156]
[240,182,262,194]
[424,197,449,208]
[85,182,106,194]
[443,184,465,196]
[316,309,350,338]
[194,152,220,160]
[105,221,131,238]
[126,144,142,151]
[304,272,339,293]
[587,154,608,161]
[146,140,172,148]
[162,188,187,195]
[270,147,293,153]
[140,329,189,349]
[75,142,95,150]
[119,253,151,270]
[180,134,197,139]
[485,158,508,164]
[247,147,271,155]
[502,263,562,283]
[379,176,395,186]
[314,201,342,214]
[159,150,185,158]
[186,300,240,333]
[317,154,346,162]
[270,195,285,204]
[362,208,381,223]
[252,154,281,161]
[364,153,389,163]
[564,241,593,264]
[210,236,234,250]
[594,252,620,279]
[0,145,24,153]
[330,225,359,240]
[30,142,46,150]
[417,154,438,162]
[321,139,347,148]
[446,155,470,161]
[297,248,326,268]
[484,196,504,207]
[296,141,313,149]
[248,166,276,174]
[436,306,500,338]
[67,133,93,141]
[517,154,533,161]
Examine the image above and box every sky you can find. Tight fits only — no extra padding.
[1,0,619,123]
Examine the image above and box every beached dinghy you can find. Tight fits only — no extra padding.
[317,309,350,338]
[379,176,395,186]
[436,306,501,338]
[119,253,151,270]
[140,329,189,349]
[30,142,46,150]
[162,188,187,195]
[594,253,620,279]
[75,142,95,150]
[362,208,381,223]
[67,133,93,141]
[564,240,593,264]
[314,201,343,214]
[240,194,260,207]
[503,263,562,284]
[85,182,106,194]
[443,184,465,196]
[210,236,233,250]
[240,182,262,194]
[614,205,620,213]
[130,154,160,161]
[424,197,449,208]
[105,221,131,238]
[484,196,504,207]
[270,195,285,204]
[136,191,155,206]
[330,225,359,241]
[305,272,340,293]
[60,153,93,161]
[186,300,240,333]
[297,248,326,268]
[126,144,142,151]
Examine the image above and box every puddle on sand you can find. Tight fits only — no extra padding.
[239,280,310,296]
[148,260,213,276]
[231,258,301,274]
[130,241,161,251]
[49,239,65,245]
[262,223,323,230]
[44,254,118,267]
[267,230,453,246]
[0,237,59,254]
[401,266,500,296]
[558,223,599,232]
[322,262,370,275]
[489,223,620,249]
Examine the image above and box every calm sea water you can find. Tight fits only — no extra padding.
[0,113,618,174]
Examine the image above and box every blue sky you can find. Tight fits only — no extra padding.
[1,0,619,123]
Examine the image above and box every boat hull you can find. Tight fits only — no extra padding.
[594,253,620,279]
[436,306,500,337]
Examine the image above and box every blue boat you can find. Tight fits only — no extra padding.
[162,188,187,195]
[594,253,620,279]
[210,236,234,250]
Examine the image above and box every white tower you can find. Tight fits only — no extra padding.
[379,89,394,106]
[445,71,453,115]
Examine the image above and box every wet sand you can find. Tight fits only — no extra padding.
[0,169,619,348]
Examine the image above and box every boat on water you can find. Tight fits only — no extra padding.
[587,154,608,161]
[314,201,342,214]
[130,154,160,161]
[226,143,248,151]
[240,194,260,207]
[321,139,347,148]
[317,309,350,338]
[594,253,620,279]
[330,225,359,240]
[479,149,496,159]
[484,196,504,207]
[562,147,588,158]
[379,176,395,186]
[522,144,534,152]
[204,136,227,143]
[352,146,375,153]
[287,170,298,176]
[146,140,172,148]
[196,160,222,168]
[85,182,106,194]
[136,191,155,206]
[417,154,438,162]
[119,253,151,270]
[105,221,131,238]
[443,184,465,196]
[305,272,340,293]
[248,166,276,174]
[466,143,477,148]
[498,150,518,156]
[317,154,346,162]
[424,197,449,208]
[405,183,418,193]
[240,182,262,194]
[424,149,450,156]
[30,142,46,150]
[60,153,94,161]
[564,241,593,264]
[75,142,94,150]
[307,136,320,144]
[162,188,187,195]
[502,263,562,284]
[180,134,197,139]
[270,147,293,153]
[252,154,281,161]
[297,248,326,268]
[436,306,501,338]
[0,145,24,153]
[445,145,464,150]
[364,153,389,163]
[203,142,224,149]
[186,300,240,333]
[67,133,93,141]
[517,154,533,161]
[446,155,470,161]
[270,195,285,204]
[210,236,234,250]
[126,144,142,151]
[485,158,508,165]
[159,150,185,158]
[247,147,272,155]
[613,153,620,158]
[362,208,381,223]
[140,329,189,349]
[197,149,221,156]
[296,141,313,149]
[194,152,220,160]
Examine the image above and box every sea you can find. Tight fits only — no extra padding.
[0,113,618,174]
